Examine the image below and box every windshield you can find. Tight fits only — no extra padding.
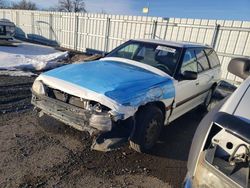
[107,41,182,76]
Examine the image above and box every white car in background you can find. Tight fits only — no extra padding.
[185,58,250,188]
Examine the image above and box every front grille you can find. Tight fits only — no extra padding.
[46,87,87,108]
[45,86,110,112]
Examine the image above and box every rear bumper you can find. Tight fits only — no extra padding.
[31,93,112,135]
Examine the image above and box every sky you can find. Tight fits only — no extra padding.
[11,0,250,21]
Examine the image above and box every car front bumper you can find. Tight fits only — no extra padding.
[183,176,194,188]
[31,93,112,135]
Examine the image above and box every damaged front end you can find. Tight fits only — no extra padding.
[31,80,117,136]
[31,58,175,151]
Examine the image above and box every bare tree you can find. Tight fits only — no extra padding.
[58,0,86,12]
[0,0,6,8]
[11,0,37,10]
[58,0,71,12]
[72,0,86,12]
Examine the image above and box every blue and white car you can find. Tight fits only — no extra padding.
[31,39,221,152]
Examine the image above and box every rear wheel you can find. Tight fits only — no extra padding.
[129,105,164,153]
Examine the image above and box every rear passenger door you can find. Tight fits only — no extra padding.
[195,48,215,102]
[170,48,216,122]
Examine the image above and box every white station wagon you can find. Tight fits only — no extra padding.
[31,39,221,152]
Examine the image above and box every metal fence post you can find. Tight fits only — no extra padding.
[73,14,79,51]
[104,17,111,53]
[15,11,19,27]
[3,10,5,18]
[211,24,220,48]
[49,13,53,40]
[163,18,169,40]
[31,12,35,34]
[15,11,21,38]
[151,20,157,39]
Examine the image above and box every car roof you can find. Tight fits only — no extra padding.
[220,77,250,123]
[132,39,211,48]
[232,81,250,123]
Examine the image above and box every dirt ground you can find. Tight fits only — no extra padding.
[0,75,207,188]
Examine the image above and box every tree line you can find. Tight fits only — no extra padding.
[0,0,87,12]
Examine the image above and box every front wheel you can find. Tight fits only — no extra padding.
[129,105,164,153]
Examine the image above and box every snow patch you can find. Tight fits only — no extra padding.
[0,42,69,73]
[0,70,36,77]
[0,51,68,71]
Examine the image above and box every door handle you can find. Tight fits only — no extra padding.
[196,82,199,86]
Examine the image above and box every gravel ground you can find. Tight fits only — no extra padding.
[0,75,208,188]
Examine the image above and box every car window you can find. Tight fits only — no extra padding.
[112,43,140,59]
[155,46,180,74]
[204,48,220,68]
[181,49,197,74]
[136,44,158,66]
[107,41,182,76]
[195,49,210,73]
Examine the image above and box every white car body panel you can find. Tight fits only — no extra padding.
[234,86,250,123]
[220,76,250,122]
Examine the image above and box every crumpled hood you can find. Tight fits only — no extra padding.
[42,59,175,106]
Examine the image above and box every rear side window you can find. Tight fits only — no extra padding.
[205,49,220,68]
[195,49,210,73]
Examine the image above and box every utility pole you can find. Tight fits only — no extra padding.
[143,0,150,38]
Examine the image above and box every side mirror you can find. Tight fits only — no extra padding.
[228,58,250,80]
[182,71,197,80]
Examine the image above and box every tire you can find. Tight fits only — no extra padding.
[201,88,213,112]
[129,105,164,153]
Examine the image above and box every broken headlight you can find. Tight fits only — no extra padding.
[32,80,46,95]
